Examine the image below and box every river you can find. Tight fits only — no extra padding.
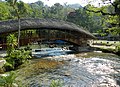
[16,48,120,87]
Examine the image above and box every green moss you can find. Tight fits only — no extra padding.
[16,59,64,79]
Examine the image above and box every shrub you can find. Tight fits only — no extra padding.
[6,34,17,56]
[4,49,31,71]
[24,45,32,51]
[0,71,17,87]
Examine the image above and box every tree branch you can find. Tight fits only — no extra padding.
[84,7,116,16]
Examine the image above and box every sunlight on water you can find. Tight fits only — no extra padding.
[17,49,120,87]
[81,58,119,87]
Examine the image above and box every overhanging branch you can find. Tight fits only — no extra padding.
[84,7,116,16]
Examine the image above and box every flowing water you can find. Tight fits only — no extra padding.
[17,48,120,87]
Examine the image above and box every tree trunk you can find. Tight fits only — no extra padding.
[18,18,21,48]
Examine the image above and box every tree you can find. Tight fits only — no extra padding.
[0,1,13,20]
[85,0,120,37]
[5,0,26,48]
[48,3,65,19]
[67,7,103,33]
[29,1,44,18]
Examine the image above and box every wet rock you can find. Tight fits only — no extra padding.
[64,71,71,77]
[67,59,71,61]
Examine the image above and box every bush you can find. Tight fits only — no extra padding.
[4,49,31,71]
[0,71,17,87]
[3,62,14,71]
[24,45,32,51]
[6,34,17,56]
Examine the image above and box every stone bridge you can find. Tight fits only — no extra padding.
[0,18,95,49]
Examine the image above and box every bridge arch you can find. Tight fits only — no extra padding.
[0,18,95,48]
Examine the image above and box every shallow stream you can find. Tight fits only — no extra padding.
[16,48,120,87]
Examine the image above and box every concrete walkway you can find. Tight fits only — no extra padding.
[89,40,119,50]
[90,45,116,50]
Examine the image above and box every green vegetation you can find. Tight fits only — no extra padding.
[67,6,103,33]
[5,0,27,48]
[0,0,104,33]
[0,0,120,35]
[4,34,31,71]
[0,71,17,87]
[4,49,31,71]
[0,1,12,20]
[7,34,17,56]
[50,80,63,87]
[0,0,120,86]
[85,0,120,37]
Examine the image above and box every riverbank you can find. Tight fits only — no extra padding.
[90,45,120,56]
[89,40,120,56]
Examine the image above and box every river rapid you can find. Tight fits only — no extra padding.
[16,48,120,87]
